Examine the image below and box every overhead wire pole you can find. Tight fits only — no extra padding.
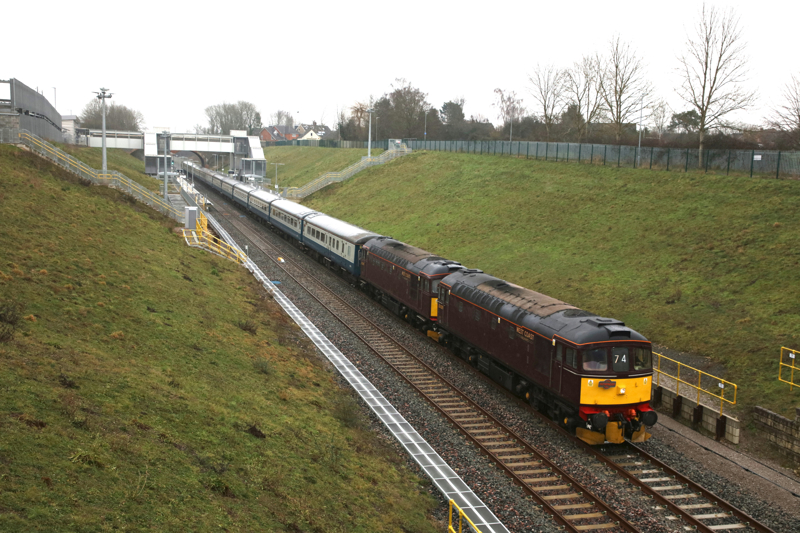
[162,130,170,201]
[94,88,112,173]
[367,108,374,158]
[271,162,284,196]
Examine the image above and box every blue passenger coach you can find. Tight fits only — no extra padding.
[302,213,380,276]
[269,199,316,241]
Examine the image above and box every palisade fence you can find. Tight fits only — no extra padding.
[0,128,184,223]
[265,137,800,178]
[402,139,800,178]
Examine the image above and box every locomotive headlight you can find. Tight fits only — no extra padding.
[617,387,626,395]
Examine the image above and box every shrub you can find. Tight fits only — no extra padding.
[236,319,258,335]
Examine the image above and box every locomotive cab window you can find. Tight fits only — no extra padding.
[611,347,629,372]
[582,349,607,371]
[634,348,652,370]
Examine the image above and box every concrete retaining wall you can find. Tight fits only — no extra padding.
[654,386,741,444]
[753,407,800,463]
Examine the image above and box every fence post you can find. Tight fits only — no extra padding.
[545,143,548,161]
[705,149,710,173]
[526,142,529,159]
[666,148,670,171]
[750,150,755,178]
[566,143,569,162]
[634,147,637,168]
[590,144,594,165]
[578,143,581,163]
[685,149,689,173]
[556,143,559,162]
[617,146,621,167]
[494,141,497,155]
[603,145,607,166]
[649,147,653,169]
[727,150,731,175]
[480,141,483,155]
[776,151,782,179]
[535,143,539,160]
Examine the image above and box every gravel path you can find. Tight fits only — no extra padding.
[201,188,798,533]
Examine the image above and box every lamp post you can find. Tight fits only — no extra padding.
[637,95,644,168]
[162,130,170,201]
[367,108,374,158]
[271,162,284,196]
[94,88,112,172]
[424,108,429,145]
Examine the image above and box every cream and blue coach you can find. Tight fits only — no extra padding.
[302,213,380,277]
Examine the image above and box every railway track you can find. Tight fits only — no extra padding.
[210,204,637,533]
[204,191,777,533]
[591,443,775,533]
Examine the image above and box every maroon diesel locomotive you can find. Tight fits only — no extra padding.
[437,270,657,444]
[359,236,463,333]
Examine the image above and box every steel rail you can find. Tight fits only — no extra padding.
[208,201,640,533]
[205,185,779,533]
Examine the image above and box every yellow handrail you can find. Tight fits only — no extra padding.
[779,347,800,391]
[448,499,483,533]
[653,352,737,415]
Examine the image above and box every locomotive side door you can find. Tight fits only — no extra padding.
[551,342,563,394]
[409,275,419,308]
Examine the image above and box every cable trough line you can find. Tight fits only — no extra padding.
[201,210,509,533]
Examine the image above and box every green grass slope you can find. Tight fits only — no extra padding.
[55,144,162,192]
[0,145,438,532]
[263,146,384,189]
[305,151,800,417]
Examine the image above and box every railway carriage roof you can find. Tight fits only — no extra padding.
[443,270,648,345]
[232,181,257,195]
[218,176,240,188]
[250,189,281,204]
[304,214,380,244]
[270,199,317,218]
[364,237,464,277]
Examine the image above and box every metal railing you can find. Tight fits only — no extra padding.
[182,211,246,264]
[448,499,482,533]
[8,129,183,223]
[653,352,737,415]
[778,347,800,390]
[285,143,412,199]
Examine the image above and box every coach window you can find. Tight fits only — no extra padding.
[555,344,563,362]
[490,317,497,330]
[634,348,652,370]
[508,324,516,339]
[474,308,481,321]
[612,347,630,372]
[583,349,608,371]
[457,300,463,313]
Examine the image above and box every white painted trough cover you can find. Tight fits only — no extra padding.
[204,211,509,533]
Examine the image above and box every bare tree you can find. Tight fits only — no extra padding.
[677,3,756,166]
[204,101,262,134]
[493,89,525,141]
[528,64,566,141]
[768,74,800,148]
[80,99,144,131]
[598,36,653,144]
[563,56,605,141]
[649,99,671,142]
[270,110,294,127]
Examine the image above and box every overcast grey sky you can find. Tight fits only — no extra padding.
[7,0,799,133]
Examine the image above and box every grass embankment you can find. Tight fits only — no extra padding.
[263,146,384,189]
[304,150,800,418]
[0,145,438,532]
[56,143,162,193]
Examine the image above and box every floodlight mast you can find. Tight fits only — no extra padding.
[94,88,112,172]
